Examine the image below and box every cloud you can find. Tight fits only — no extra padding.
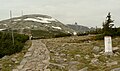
[0,0,120,27]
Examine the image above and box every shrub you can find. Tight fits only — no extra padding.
[94,34,104,40]
[0,32,29,58]
[31,30,72,39]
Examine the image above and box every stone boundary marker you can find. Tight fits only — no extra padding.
[104,36,113,55]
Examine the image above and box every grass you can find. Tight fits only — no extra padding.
[41,36,120,71]
[0,40,32,71]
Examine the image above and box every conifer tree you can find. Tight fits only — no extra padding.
[102,12,114,35]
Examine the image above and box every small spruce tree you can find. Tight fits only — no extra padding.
[102,12,114,36]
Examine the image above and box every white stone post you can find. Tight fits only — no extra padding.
[104,36,113,55]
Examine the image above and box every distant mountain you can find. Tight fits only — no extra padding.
[67,24,90,33]
[0,14,74,38]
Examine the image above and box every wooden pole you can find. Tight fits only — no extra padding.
[10,10,14,46]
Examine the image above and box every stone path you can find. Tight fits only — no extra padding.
[13,40,50,71]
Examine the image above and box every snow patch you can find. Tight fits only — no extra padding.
[34,26,38,28]
[0,28,6,31]
[45,25,49,27]
[37,17,57,22]
[67,31,70,33]
[52,26,62,30]
[24,18,51,23]
[14,19,21,21]
[25,26,30,29]
[3,24,7,26]
[73,32,77,35]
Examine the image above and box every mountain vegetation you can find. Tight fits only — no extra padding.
[0,14,74,38]
[0,32,29,58]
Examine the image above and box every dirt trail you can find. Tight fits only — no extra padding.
[13,40,50,71]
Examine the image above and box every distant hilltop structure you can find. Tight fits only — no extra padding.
[67,22,90,34]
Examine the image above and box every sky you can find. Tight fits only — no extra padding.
[0,0,120,27]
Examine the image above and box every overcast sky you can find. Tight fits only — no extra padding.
[0,0,120,27]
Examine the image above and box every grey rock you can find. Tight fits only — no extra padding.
[15,61,19,64]
[24,52,32,57]
[113,47,119,51]
[79,67,88,71]
[17,65,24,69]
[84,55,90,59]
[69,65,78,71]
[93,53,100,58]
[44,69,50,71]
[111,68,120,71]
[75,54,81,57]
[114,54,118,57]
[11,58,17,62]
[9,64,12,67]
[93,46,100,54]
[69,61,79,65]
[2,55,8,59]
[20,58,27,65]
[74,54,81,60]
[113,47,120,54]
[68,61,79,71]
[0,64,2,69]
[55,52,59,56]
[107,61,118,66]
[71,57,74,60]
[60,53,66,57]
[90,58,99,65]
[99,51,104,54]
[104,52,113,56]
[12,69,19,71]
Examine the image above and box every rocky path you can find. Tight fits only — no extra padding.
[13,40,50,71]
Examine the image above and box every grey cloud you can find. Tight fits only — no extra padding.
[0,0,120,27]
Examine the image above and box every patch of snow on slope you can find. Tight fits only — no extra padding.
[3,24,7,26]
[67,31,70,33]
[37,17,57,22]
[3,24,8,27]
[0,28,6,31]
[25,26,30,29]
[52,26,62,30]
[24,18,51,23]
[14,19,21,21]
[45,25,49,27]
[73,32,77,35]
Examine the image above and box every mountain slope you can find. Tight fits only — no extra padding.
[67,24,90,33]
[0,14,74,38]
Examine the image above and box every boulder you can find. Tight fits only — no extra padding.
[84,55,90,59]
[69,65,78,71]
[93,46,100,54]
[0,64,2,70]
[12,69,19,71]
[113,47,120,53]
[79,67,88,71]
[90,58,99,65]
[107,61,118,66]
[2,56,8,59]
[74,54,81,60]
[93,53,100,58]
[11,58,17,62]
[111,68,120,71]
